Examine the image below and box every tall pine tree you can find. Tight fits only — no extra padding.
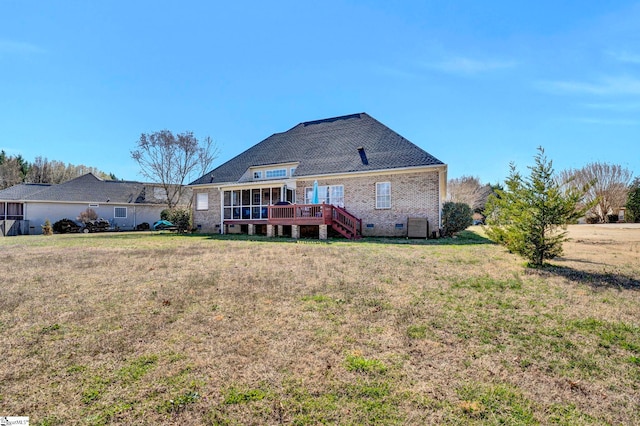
[484,147,589,267]
[626,177,640,223]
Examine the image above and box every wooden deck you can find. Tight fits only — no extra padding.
[267,204,333,226]
[222,204,362,239]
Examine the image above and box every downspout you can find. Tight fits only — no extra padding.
[439,169,442,228]
[439,166,447,230]
[219,187,224,234]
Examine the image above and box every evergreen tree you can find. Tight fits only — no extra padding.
[625,177,640,223]
[484,147,589,267]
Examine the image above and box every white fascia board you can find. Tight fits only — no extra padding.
[294,164,447,181]
[192,164,447,189]
[194,180,296,191]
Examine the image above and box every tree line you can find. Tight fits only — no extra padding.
[0,151,116,190]
[448,162,639,224]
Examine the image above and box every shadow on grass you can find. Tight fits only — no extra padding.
[529,265,640,291]
[70,229,494,246]
[188,229,495,246]
[357,230,494,246]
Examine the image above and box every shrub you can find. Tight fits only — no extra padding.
[53,218,81,234]
[78,208,98,224]
[606,214,619,223]
[585,216,600,224]
[160,209,171,221]
[136,222,150,231]
[161,208,191,232]
[41,219,53,236]
[442,202,473,237]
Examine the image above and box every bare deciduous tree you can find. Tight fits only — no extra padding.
[447,175,493,212]
[77,208,98,224]
[561,162,633,222]
[131,130,219,209]
[26,157,113,184]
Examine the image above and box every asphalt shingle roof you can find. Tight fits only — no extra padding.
[30,173,149,203]
[0,173,168,204]
[0,183,52,200]
[190,113,444,185]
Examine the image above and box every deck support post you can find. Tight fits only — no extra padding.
[277,225,284,237]
[267,224,275,237]
[319,224,328,240]
[248,224,255,236]
[291,225,300,239]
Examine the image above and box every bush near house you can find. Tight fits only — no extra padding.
[442,201,473,237]
[585,216,599,224]
[161,208,191,232]
[41,219,53,236]
[53,218,81,234]
[607,214,619,223]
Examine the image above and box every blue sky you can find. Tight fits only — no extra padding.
[1,1,639,185]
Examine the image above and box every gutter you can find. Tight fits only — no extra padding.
[189,163,448,189]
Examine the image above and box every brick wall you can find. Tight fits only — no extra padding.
[297,170,441,237]
[192,188,221,233]
[193,169,442,237]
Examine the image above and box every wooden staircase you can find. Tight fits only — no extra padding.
[331,205,362,240]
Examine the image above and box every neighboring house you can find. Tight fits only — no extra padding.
[0,173,189,236]
[190,113,447,239]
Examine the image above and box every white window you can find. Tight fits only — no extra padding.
[376,182,391,209]
[290,167,296,176]
[253,171,262,179]
[196,192,209,210]
[305,185,344,207]
[329,185,344,207]
[114,207,127,218]
[266,169,287,178]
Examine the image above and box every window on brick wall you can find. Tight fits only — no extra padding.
[196,192,209,210]
[376,182,391,209]
[304,184,344,207]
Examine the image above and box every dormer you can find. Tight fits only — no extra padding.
[241,162,299,182]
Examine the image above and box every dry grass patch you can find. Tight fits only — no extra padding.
[0,227,639,425]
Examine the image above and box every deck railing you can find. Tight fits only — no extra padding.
[268,203,332,225]
[332,205,362,239]
[267,203,361,239]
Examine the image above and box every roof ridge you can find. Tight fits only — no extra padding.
[302,113,364,127]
